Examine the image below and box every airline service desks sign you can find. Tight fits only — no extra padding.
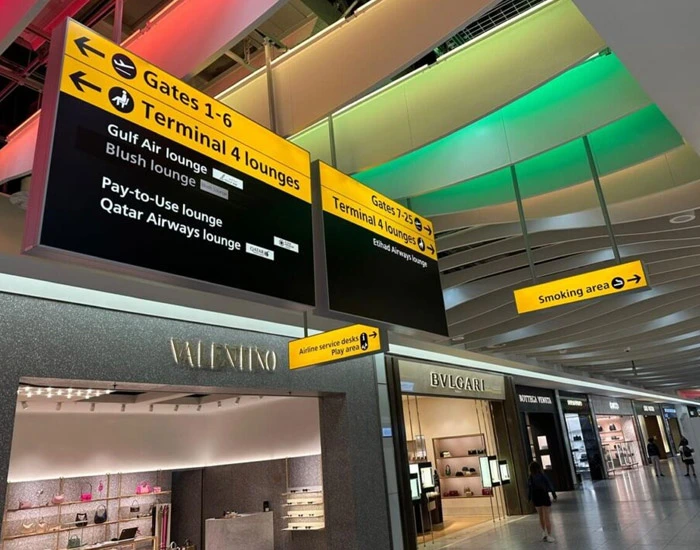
[313,161,448,335]
[513,260,649,314]
[24,20,314,307]
[289,324,384,370]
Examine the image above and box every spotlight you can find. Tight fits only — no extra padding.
[21,401,28,410]
[90,403,96,412]
[57,390,63,396]
[259,396,264,400]
[56,402,62,412]
[174,405,179,412]
[121,404,126,413]
[149,404,154,413]
[197,405,202,412]
[234,397,240,405]
[218,401,223,408]
[36,388,43,395]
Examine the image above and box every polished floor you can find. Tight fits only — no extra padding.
[420,458,700,549]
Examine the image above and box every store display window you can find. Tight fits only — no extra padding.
[597,415,642,473]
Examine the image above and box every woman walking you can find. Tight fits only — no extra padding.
[679,437,696,477]
[528,461,557,543]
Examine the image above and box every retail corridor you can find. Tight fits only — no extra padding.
[420,459,700,549]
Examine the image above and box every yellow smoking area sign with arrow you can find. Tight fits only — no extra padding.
[513,260,649,314]
[289,324,384,370]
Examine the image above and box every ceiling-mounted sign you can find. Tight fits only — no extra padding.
[513,260,649,314]
[590,396,634,416]
[312,161,447,335]
[288,324,384,370]
[24,19,314,307]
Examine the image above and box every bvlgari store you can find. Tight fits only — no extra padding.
[384,359,530,550]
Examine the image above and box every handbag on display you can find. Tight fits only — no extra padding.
[136,481,152,494]
[75,512,88,527]
[52,494,65,505]
[21,522,35,534]
[598,425,603,432]
[444,465,451,476]
[130,500,141,514]
[36,518,48,533]
[482,488,493,496]
[153,486,162,494]
[67,535,82,549]
[440,451,452,458]
[80,482,93,502]
[573,435,582,442]
[456,471,464,477]
[18,500,31,509]
[94,504,108,524]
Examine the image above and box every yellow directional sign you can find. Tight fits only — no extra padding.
[318,162,436,260]
[289,324,383,370]
[60,20,310,202]
[513,260,649,314]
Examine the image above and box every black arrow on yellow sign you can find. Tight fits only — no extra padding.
[69,71,101,93]
[74,36,105,59]
[370,331,378,338]
[627,274,642,284]
[426,225,433,236]
[428,244,435,254]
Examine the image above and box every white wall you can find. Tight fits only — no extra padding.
[8,397,320,481]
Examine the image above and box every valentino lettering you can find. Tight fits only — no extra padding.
[170,338,277,372]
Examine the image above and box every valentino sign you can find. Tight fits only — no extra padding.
[169,338,277,372]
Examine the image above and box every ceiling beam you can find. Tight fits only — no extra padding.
[299,0,343,25]
[0,0,50,56]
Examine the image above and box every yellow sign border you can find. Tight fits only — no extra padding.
[513,260,649,314]
[289,324,382,370]
[61,19,311,202]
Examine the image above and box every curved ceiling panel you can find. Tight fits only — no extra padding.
[218,0,500,135]
[290,0,605,174]
[354,52,651,199]
[433,146,700,233]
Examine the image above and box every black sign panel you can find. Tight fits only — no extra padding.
[313,161,447,335]
[25,20,314,308]
[516,385,557,413]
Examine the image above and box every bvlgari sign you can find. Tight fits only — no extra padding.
[399,360,505,400]
[430,372,486,392]
[170,338,277,372]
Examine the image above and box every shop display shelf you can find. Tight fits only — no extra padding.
[441,495,491,499]
[283,513,324,519]
[282,524,325,531]
[7,491,171,513]
[283,499,323,506]
[439,474,480,479]
[3,520,122,541]
[282,490,322,496]
[436,454,486,460]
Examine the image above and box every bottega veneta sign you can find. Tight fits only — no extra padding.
[169,338,277,372]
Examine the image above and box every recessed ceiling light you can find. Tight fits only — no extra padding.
[670,212,696,224]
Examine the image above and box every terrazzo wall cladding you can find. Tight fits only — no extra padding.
[0,292,391,549]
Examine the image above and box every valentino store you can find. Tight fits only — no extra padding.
[384,359,530,550]
[514,387,573,492]
[590,396,643,476]
[0,291,394,550]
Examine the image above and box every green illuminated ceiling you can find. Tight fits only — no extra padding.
[355,52,686,214]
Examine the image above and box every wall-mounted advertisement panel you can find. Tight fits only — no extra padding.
[25,19,315,308]
[312,161,448,335]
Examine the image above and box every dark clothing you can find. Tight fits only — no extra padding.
[528,473,556,507]
[681,444,695,464]
[647,442,661,458]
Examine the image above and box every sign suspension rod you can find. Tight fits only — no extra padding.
[583,135,622,264]
[511,165,537,283]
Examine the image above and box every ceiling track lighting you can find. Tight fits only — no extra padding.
[17,386,113,400]
[234,398,240,405]
[55,402,62,412]
[218,400,223,407]
[121,404,126,413]
[174,405,179,412]
[149,404,154,413]
[196,405,202,412]
[90,403,96,412]
[20,401,28,410]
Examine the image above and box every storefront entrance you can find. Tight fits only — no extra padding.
[634,402,670,459]
[591,397,643,476]
[559,393,605,482]
[387,359,525,550]
[516,386,572,492]
[0,291,394,549]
